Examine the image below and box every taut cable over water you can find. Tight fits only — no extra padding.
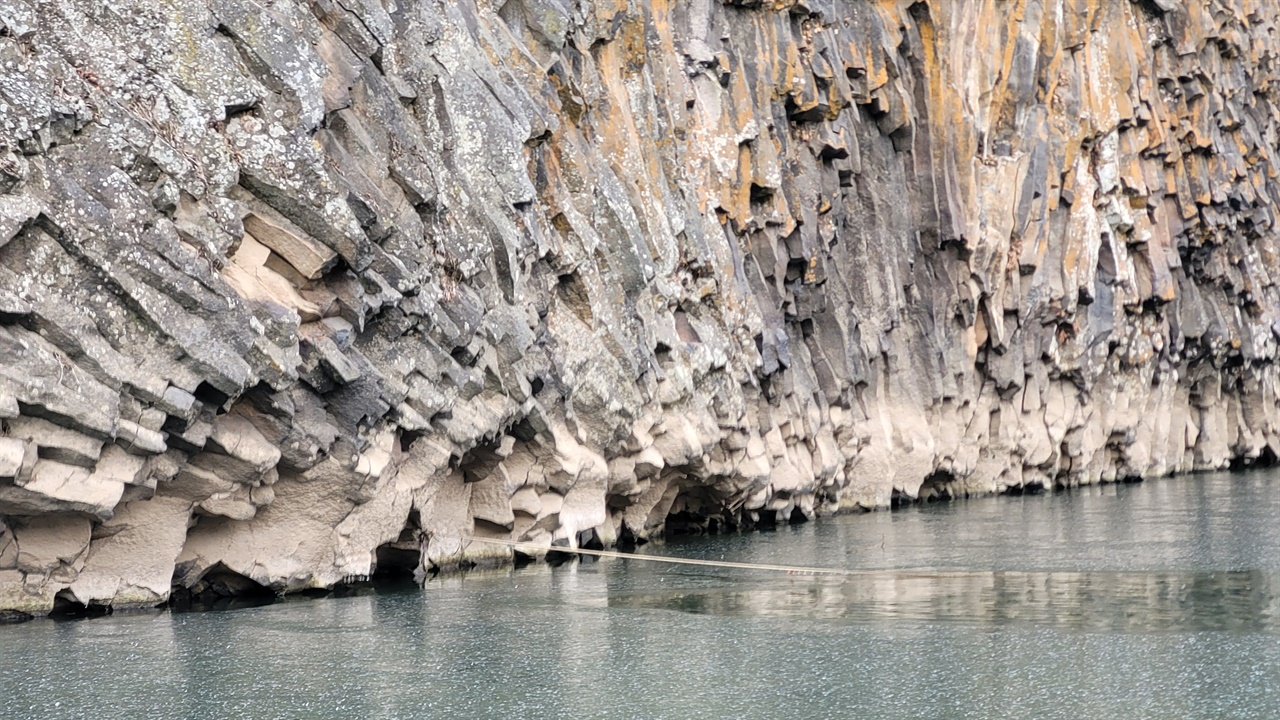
[467,536,882,577]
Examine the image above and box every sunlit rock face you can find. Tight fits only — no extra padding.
[2,0,1280,613]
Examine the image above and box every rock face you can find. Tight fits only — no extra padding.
[2,0,1280,613]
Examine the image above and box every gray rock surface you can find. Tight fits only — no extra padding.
[3,0,1280,612]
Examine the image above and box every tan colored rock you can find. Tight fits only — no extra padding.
[0,438,33,480]
[198,486,259,521]
[510,486,541,517]
[177,460,413,592]
[469,474,514,529]
[6,416,103,468]
[68,497,192,608]
[0,460,124,520]
[242,212,338,281]
[221,235,322,321]
[10,515,92,574]
[0,569,58,614]
[190,413,282,486]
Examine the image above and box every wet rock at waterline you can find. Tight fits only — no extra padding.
[4,0,1280,613]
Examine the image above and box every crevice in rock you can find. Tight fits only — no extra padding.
[752,509,780,531]
[555,270,592,324]
[224,101,258,120]
[455,436,504,483]
[889,488,909,509]
[574,527,603,551]
[653,341,672,364]
[615,523,647,551]
[192,381,229,410]
[395,424,425,451]
[749,182,774,203]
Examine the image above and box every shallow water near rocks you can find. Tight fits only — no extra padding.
[6,471,1280,719]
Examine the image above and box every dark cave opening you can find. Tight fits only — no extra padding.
[663,485,746,536]
[1002,480,1046,496]
[398,428,426,452]
[919,470,956,502]
[890,488,908,509]
[192,381,229,410]
[654,341,672,364]
[372,509,423,583]
[169,562,276,612]
[371,543,419,584]
[1230,446,1279,471]
[788,505,811,524]
[49,591,112,620]
[1259,446,1279,467]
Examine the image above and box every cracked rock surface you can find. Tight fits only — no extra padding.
[4,0,1280,613]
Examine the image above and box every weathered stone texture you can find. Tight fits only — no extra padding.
[3,0,1280,612]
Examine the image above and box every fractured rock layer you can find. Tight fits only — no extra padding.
[2,0,1280,612]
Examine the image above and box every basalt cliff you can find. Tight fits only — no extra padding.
[2,0,1280,614]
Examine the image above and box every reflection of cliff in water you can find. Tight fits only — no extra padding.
[609,570,1280,633]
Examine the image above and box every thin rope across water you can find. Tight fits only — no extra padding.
[466,536,946,577]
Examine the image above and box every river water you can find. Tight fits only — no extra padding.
[5,472,1280,719]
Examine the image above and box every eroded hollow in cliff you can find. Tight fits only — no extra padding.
[665,488,818,535]
[665,486,729,536]
[1230,446,1279,471]
[918,471,957,502]
[169,563,275,611]
[49,591,112,620]
[1002,480,1045,496]
[373,509,423,582]
[890,471,960,508]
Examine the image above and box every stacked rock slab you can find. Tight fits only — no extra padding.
[2,0,1280,613]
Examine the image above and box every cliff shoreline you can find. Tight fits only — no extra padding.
[0,475,1153,622]
[4,0,1280,616]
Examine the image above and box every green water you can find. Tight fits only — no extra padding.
[5,472,1280,718]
